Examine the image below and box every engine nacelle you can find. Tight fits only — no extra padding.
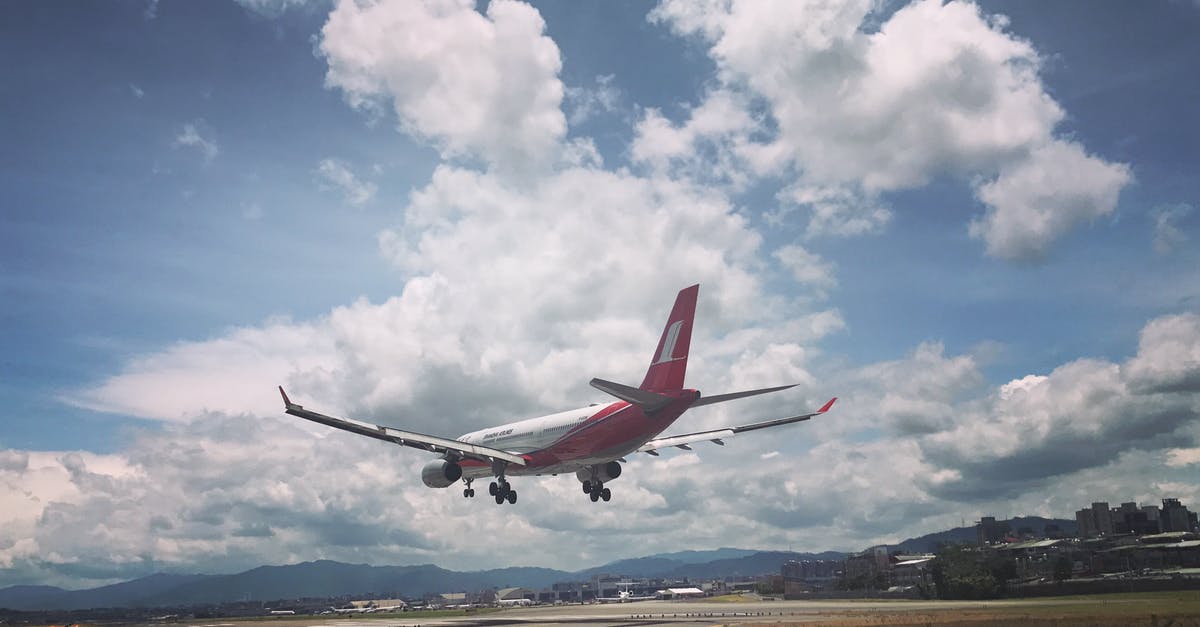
[421,459,462,488]
[575,461,622,484]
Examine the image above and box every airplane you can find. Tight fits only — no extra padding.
[597,584,657,603]
[278,284,835,505]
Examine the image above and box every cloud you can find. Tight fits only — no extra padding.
[773,244,837,294]
[565,74,620,126]
[915,314,1200,500]
[969,140,1132,262]
[235,0,314,18]
[173,121,218,163]
[69,163,846,430]
[648,0,1131,259]
[1151,202,1193,255]
[318,0,567,178]
[1123,313,1200,394]
[316,158,377,205]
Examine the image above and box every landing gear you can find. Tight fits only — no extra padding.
[462,479,475,498]
[489,478,517,505]
[584,479,611,503]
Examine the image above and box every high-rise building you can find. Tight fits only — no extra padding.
[1161,498,1197,533]
[1092,502,1114,536]
[1076,508,1097,539]
[977,516,1008,544]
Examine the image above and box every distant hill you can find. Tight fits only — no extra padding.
[580,549,847,579]
[0,561,571,611]
[894,516,1077,554]
[0,517,1077,611]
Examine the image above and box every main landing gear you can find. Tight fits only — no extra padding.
[581,479,611,503]
[489,479,517,505]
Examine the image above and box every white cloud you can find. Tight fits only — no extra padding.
[235,0,313,17]
[631,89,769,189]
[773,244,837,294]
[649,0,1131,259]
[1122,313,1200,394]
[969,140,1132,261]
[564,74,620,126]
[172,121,218,163]
[915,313,1200,500]
[319,0,567,178]
[316,158,377,205]
[1151,202,1193,255]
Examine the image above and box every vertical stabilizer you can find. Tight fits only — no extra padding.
[639,284,698,392]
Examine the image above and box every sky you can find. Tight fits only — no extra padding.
[1,0,1198,590]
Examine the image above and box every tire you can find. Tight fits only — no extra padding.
[582,480,591,493]
[495,493,504,505]
[601,488,611,502]
[489,481,498,496]
[463,488,469,498]
[507,491,517,504]
[589,491,599,502]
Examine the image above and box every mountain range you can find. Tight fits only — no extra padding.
[0,517,1075,611]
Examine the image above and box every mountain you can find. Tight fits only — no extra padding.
[0,562,572,611]
[580,549,846,579]
[894,516,1078,553]
[0,518,1076,611]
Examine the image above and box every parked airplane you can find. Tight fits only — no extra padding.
[279,284,835,505]
[597,584,657,603]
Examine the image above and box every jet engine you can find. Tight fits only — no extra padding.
[576,460,622,484]
[421,459,462,488]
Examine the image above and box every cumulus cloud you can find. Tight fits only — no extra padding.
[916,314,1200,500]
[969,140,1132,261]
[631,89,773,190]
[172,121,219,163]
[773,244,837,295]
[648,0,1131,259]
[319,0,567,177]
[316,158,377,205]
[70,163,842,433]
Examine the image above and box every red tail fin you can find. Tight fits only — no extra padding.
[639,284,698,392]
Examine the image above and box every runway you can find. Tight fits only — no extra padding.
[176,595,1184,627]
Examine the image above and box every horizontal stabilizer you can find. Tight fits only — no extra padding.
[590,378,674,412]
[637,397,837,455]
[691,383,798,407]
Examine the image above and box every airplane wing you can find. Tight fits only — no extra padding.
[636,397,836,455]
[278,387,526,466]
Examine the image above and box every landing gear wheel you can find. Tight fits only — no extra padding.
[582,480,592,493]
[589,490,600,502]
[489,481,498,496]
[463,488,470,498]
[495,493,505,505]
[507,490,517,504]
[601,488,611,502]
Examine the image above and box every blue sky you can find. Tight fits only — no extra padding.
[1,0,1198,589]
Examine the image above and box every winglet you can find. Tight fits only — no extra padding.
[278,386,294,408]
[818,397,837,413]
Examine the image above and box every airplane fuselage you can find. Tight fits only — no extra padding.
[454,389,698,477]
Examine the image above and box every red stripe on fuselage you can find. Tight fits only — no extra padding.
[458,390,698,475]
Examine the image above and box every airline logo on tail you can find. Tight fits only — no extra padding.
[655,320,685,364]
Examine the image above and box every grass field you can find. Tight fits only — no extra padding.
[784,591,1200,626]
